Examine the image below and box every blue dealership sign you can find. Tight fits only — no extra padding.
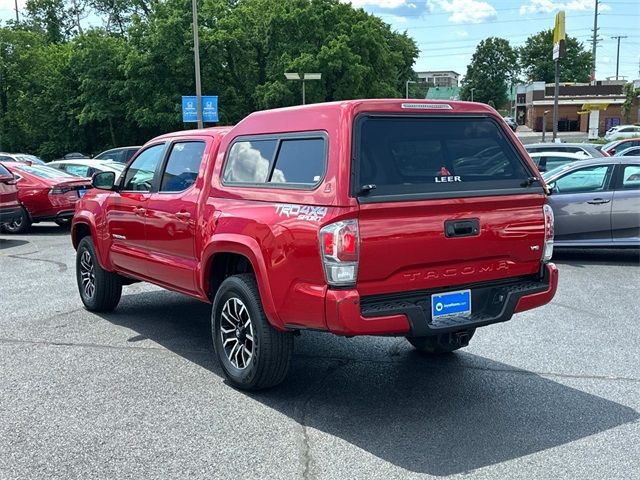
[182,96,219,123]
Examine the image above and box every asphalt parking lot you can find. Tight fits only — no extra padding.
[1,224,639,480]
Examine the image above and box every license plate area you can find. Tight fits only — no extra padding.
[431,289,471,319]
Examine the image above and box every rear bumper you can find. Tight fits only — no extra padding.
[325,263,558,336]
[0,205,22,224]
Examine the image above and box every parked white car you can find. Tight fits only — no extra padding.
[604,125,640,141]
[0,152,46,165]
[47,159,125,179]
[528,151,592,173]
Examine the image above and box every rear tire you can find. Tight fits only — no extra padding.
[3,207,31,234]
[76,237,122,312]
[407,328,475,354]
[212,274,293,390]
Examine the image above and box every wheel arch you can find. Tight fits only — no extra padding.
[200,235,283,330]
[71,214,113,271]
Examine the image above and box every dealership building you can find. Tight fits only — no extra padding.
[515,80,639,137]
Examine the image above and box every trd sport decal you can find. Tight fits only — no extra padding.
[275,204,328,222]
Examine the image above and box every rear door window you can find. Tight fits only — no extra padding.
[160,142,206,192]
[353,116,533,200]
[621,165,640,190]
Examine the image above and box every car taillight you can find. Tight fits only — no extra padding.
[319,219,359,287]
[543,204,554,262]
[49,186,70,195]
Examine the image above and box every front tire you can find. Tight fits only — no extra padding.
[3,207,31,234]
[212,274,293,390]
[407,328,475,354]
[76,237,122,312]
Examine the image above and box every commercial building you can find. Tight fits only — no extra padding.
[416,71,460,88]
[515,80,639,137]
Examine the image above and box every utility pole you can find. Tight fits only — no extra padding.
[590,0,600,82]
[14,0,19,22]
[611,36,627,80]
[191,0,203,129]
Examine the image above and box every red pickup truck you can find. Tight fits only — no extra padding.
[72,99,558,390]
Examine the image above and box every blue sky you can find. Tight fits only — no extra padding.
[349,0,639,82]
[2,0,638,81]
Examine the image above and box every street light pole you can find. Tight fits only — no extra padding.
[405,80,416,99]
[191,0,203,129]
[14,0,19,22]
[470,88,475,102]
[285,73,322,105]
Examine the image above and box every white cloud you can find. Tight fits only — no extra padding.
[455,29,469,37]
[601,56,611,64]
[429,0,498,24]
[389,14,409,23]
[0,0,25,12]
[519,0,610,15]
[345,0,408,8]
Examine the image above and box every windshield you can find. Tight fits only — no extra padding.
[353,116,533,199]
[14,164,77,179]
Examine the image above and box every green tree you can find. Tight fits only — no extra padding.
[460,37,518,108]
[519,29,593,83]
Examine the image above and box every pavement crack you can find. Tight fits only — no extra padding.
[295,359,350,480]
[6,253,67,272]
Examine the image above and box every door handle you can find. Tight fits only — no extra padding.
[175,211,191,221]
[134,207,146,216]
[444,218,480,238]
[587,198,611,205]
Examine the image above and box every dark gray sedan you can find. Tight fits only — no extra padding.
[542,157,639,248]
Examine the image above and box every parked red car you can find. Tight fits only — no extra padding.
[601,138,640,156]
[0,163,21,227]
[72,99,558,390]
[2,162,91,233]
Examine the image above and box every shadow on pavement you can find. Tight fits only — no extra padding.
[0,238,29,249]
[24,224,71,236]
[553,248,640,267]
[99,289,638,476]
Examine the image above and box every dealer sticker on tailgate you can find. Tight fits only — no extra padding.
[431,289,472,318]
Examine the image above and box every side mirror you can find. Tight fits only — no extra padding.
[92,171,117,190]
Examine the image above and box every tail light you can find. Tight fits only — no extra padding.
[543,204,554,262]
[319,219,359,287]
[49,186,71,195]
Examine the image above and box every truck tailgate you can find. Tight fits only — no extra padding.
[356,194,546,296]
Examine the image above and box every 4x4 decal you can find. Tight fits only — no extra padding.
[275,204,328,222]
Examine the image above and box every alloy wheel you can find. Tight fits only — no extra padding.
[220,297,255,369]
[80,250,96,299]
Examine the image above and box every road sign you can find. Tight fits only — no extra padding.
[201,96,218,122]
[553,11,566,60]
[182,96,219,123]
